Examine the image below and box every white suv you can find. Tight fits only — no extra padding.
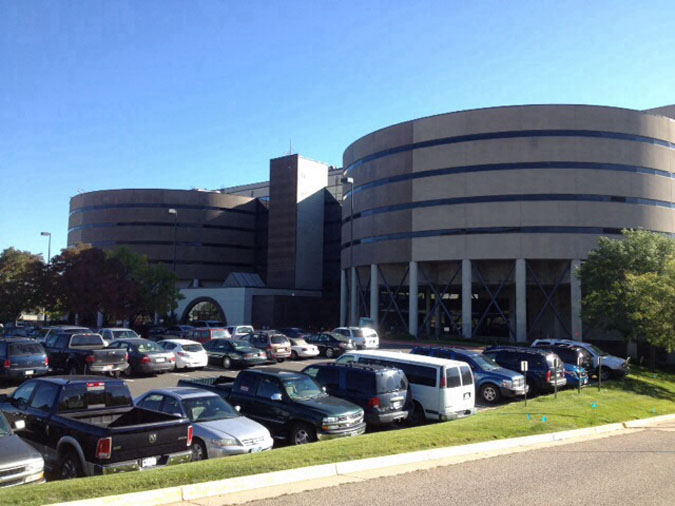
[531,338,629,380]
[332,327,379,349]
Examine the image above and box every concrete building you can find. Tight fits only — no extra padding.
[339,104,675,343]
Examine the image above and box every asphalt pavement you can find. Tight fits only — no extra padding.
[192,419,675,506]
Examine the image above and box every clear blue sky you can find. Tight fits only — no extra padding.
[1,0,674,260]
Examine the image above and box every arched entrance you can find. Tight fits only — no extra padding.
[181,297,226,324]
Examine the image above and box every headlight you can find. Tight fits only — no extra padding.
[211,437,238,447]
[501,379,512,388]
[25,459,44,473]
[322,416,338,424]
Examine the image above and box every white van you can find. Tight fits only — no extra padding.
[336,350,476,423]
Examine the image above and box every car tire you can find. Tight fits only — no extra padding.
[325,348,335,359]
[110,370,121,379]
[222,357,231,369]
[290,422,317,445]
[59,450,83,480]
[599,366,612,382]
[191,439,207,461]
[480,383,501,404]
[406,401,425,426]
[123,365,133,377]
[291,350,299,360]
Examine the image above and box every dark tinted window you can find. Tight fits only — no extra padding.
[55,335,70,348]
[256,378,282,398]
[29,382,59,411]
[234,373,260,394]
[460,365,473,385]
[316,367,340,389]
[376,369,408,393]
[346,370,375,394]
[70,335,103,347]
[446,367,461,388]
[8,343,44,355]
[58,383,131,411]
[360,358,436,387]
[139,394,163,411]
[13,381,38,404]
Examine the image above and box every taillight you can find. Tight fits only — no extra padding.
[44,357,49,366]
[96,437,112,459]
[546,370,552,382]
[339,343,346,348]
[187,425,193,447]
[141,356,151,364]
[125,353,129,362]
[170,356,175,362]
[85,355,96,364]
[440,375,447,388]
[266,346,273,351]
[2,359,10,368]
[367,397,380,408]
[177,352,186,357]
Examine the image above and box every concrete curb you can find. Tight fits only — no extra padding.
[49,413,675,506]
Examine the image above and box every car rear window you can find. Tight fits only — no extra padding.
[137,341,162,352]
[271,335,289,345]
[182,344,203,352]
[8,343,44,355]
[445,367,461,388]
[376,370,408,393]
[346,370,376,394]
[58,382,131,411]
[460,365,473,385]
[70,335,103,347]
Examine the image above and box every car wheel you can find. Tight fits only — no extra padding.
[480,383,501,404]
[59,450,83,479]
[123,365,133,377]
[290,423,317,445]
[191,439,207,461]
[599,366,612,382]
[325,347,335,359]
[406,401,425,426]
[291,350,299,360]
[222,357,231,369]
[276,358,285,363]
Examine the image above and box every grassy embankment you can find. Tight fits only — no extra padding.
[3,366,674,506]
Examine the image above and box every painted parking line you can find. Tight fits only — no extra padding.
[174,373,191,377]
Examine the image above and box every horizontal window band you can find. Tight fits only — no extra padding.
[344,129,675,176]
[341,226,672,248]
[344,161,673,199]
[84,240,254,250]
[148,260,255,268]
[343,193,675,223]
[69,222,254,233]
[70,203,255,216]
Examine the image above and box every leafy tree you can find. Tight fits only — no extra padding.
[577,229,675,350]
[0,248,45,323]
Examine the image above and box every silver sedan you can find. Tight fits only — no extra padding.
[135,387,273,460]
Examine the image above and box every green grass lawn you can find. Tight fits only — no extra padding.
[3,367,674,506]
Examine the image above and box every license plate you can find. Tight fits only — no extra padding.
[141,457,157,468]
[278,348,287,353]
[250,447,262,453]
[103,365,113,370]
[392,401,402,409]
[155,358,165,363]
[24,370,34,376]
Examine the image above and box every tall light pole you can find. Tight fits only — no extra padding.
[341,175,355,325]
[40,231,51,264]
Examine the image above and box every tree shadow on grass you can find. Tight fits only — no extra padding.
[612,376,674,400]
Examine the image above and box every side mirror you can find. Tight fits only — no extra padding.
[13,419,25,431]
[322,386,327,392]
[234,405,241,412]
[270,393,282,401]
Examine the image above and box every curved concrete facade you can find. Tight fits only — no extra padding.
[68,189,261,287]
[340,105,675,341]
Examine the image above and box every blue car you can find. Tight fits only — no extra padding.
[562,363,589,388]
[410,346,528,404]
[0,339,50,382]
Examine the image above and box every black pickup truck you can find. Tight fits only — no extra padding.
[178,368,366,445]
[45,333,128,377]
[0,376,192,479]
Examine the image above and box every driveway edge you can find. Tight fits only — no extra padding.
[49,413,675,506]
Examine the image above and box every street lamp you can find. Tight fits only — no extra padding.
[341,175,355,325]
[167,209,178,274]
[40,231,51,264]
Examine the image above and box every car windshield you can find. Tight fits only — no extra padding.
[211,330,229,338]
[283,377,325,400]
[290,338,308,346]
[112,330,139,339]
[471,354,501,371]
[137,341,162,352]
[8,343,44,355]
[587,344,609,357]
[231,341,253,351]
[182,344,203,352]
[182,396,239,422]
[0,414,11,438]
[236,326,254,334]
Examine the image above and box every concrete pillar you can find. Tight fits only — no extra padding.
[370,264,379,329]
[434,303,441,338]
[339,269,347,326]
[424,287,431,336]
[408,261,418,337]
[570,259,583,341]
[96,311,104,328]
[515,258,527,343]
[462,259,472,339]
[350,267,358,326]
